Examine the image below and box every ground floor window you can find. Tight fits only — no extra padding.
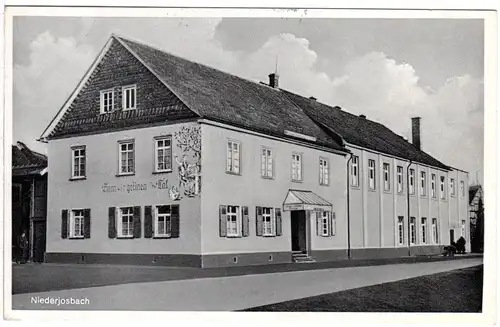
[118,207,134,237]
[155,205,172,237]
[226,205,240,236]
[410,217,416,245]
[262,207,275,236]
[316,211,335,237]
[432,218,439,244]
[461,220,466,237]
[397,216,404,245]
[421,217,427,244]
[70,209,84,238]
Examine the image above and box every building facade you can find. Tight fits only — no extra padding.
[39,35,469,267]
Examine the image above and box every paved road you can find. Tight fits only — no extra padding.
[11,258,482,311]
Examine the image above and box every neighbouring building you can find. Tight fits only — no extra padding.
[12,141,48,263]
[38,35,470,267]
[469,184,484,253]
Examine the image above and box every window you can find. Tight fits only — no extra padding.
[319,158,329,185]
[320,211,331,236]
[409,169,415,194]
[461,220,466,237]
[292,153,302,181]
[226,140,241,174]
[440,176,446,199]
[432,218,439,244]
[431,174,437,198]
[397,216,404,245]
[351,156,359,187]
[118,207,134,237]
[450,178,456,196]
[383,163,390,191]
[226,205,240,236]
[122,85,136,110]
[118,141,135,174]
[155,137,172,172]
[71,146,86,179]
[397,166,403,193]
[460,181,465,197]
[421,217,427,244]
[420,171,427,196]
[155,205,172,237]
[100,89,114,113]
[261,148,273,178]
[410,217,416,245]
[262,207,275,236]
[70,209,84,238]
[368,159,376,190]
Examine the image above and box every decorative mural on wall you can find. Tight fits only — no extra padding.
[173,125,201,199]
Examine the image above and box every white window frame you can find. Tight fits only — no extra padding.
[319,157,329,186]
[262,207,275,236]
[450,178,456,197]
[410,217,416,245]
[397,216,404,245]
[460,181,465,198]
[122,85,137,110]
[117,207,134,238]
[155,205,172,237]
[432,218,439,244]
[368,159,376,190]
[351,156,359,187]
[226,140,241,175]
[420,171,427,197]
[100,88,114,114]
[431,174,437,198]
[409,169,415,195]
[118,140,135,175]
[261,147,273,178]
[461,220,466,237]
[421,217,427,244]
[291,153,302,182]
[71,145,86,179]
[226,205,241,237]
[154,136,172,173]
[383,163,390,191]
[70,209,85,238]
[440,176,446,199]
[397,166,403,193]
[320,211,331,236]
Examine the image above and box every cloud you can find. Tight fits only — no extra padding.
[13,22,483,181]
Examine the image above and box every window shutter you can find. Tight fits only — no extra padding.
[171,205,180,238]
[256,206,263,236]
[83,209,91,239]
[242,206,249,237]
[144,206,153,238]
[275,208,282,236]
[330,212,336,236]
[133,206,142,238]
[108,207,116,238]
[219,205,227,237]
[316,213,321,236]
[61,209,68,239]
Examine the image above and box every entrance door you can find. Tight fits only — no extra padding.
[33,220,46,263]
[449,229,455,245]
[291,210,307,253]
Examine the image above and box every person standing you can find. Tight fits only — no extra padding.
[18,231,29,264]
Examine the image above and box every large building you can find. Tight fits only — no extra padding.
[39,35,470,267]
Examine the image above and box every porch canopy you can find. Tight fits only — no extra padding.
[283,189,332,211]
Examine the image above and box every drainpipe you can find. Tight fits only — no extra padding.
[406,160,413,257]
[346,153,353,259]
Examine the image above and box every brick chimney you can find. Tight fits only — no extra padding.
[411,117,421,150]
[269,73,279,88]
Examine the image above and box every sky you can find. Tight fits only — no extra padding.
[13,17,484,184]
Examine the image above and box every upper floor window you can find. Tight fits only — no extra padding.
[383,163,390,191]
[431,174,437,198]
[261,148,273,178]
[409,169,415,195]
[319,158,329,185]
[351,156,359,187]
[100,89,114,113]
[397,166,403,193]
[420,171,427,196]
[71,145,86,179]
[440,176,446,199]
[368,159,376,190]
[460,181,465,197]
[118,140,135,175]
[450,178,456,197]
[226,140,240,174]
[291,153,302,181]
[154,136,172,173]
[122,85,137,110]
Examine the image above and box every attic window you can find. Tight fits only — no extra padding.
[122,85,137,110]
[100,89,114,113]
[284,130,317,142]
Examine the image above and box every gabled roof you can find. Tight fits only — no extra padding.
[12,142,47,176]
[282,90,450,170]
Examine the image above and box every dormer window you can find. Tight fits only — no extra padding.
[122,85,137,110]
[100,89,114,113]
